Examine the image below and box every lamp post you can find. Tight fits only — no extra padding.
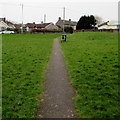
[21,3,23,34]
[63,7,65,32]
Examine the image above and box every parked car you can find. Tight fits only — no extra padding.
[0,31,15,34]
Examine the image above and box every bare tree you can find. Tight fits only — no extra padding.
[95,16,103,25]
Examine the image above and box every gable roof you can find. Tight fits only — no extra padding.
[56,18,77,27]
[37,23,51,28]
[57,20,77,26]
[98,21,120,29]
[108,23,120,26]
[14,24,21,29]
[107,21,120,26]
[25,23,36,28]
[0,18,15,28]
[64,20,77,26]
[0,21,9,28]
[25,23,51,28]
[98,21,109,27]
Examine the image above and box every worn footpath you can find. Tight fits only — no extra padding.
[36,38,76,118]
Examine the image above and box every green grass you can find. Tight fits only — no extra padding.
[2,34,60,118]
[61,32,119,118]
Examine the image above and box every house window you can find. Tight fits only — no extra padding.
[1,27,5,30]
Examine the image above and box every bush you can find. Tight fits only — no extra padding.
[64,27,73,33]
[6,28,14,31]
[6,28,21,33]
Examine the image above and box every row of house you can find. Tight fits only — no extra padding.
[0,17,77,32]
[0,17,120,33]
[25,22,59,32]
[24,17,77,32]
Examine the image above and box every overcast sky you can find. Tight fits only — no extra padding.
[0,0,119,24]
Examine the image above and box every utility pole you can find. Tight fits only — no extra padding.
[21,3,23,33]
[44,14,46,23]
[63,7,65,32]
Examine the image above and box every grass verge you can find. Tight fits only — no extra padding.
[2,34,60,118]
[61,32,119,118]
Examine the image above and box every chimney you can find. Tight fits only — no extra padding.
[3,17,6,22]
[59,17,61,21]
[107,21,109,24]
[69,19,71,21]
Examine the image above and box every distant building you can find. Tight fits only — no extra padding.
[98,21,120,30]
[0,21,9,31]
[0,18,15,31]
[45,23,59,30]
[14,24,21,29]
[108,22,120,29]
[25,22,59,32]
[5,21,15,29]
[98,21,109,29]
[56,17,77,30]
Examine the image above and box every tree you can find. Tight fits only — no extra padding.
[76,15,97,30]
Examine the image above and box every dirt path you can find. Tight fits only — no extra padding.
[36,38,76,118]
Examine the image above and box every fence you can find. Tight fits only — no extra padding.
[73,29,120,33]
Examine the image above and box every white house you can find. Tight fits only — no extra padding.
[98,21,120,30]
[0,21,9,31]
[0,18,15,31]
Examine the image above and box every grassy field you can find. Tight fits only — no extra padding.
[61,32,119,118]
[2,34,60,118]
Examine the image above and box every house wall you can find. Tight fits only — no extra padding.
[26,26,30,32]
[117,25,120,29]
[8,25,15,29]
[0,27,5,31]
[45,23,59,30]
[73,26,76,30]
[0,21,9,31]
[56,20,63,29]
[56,19,77,30]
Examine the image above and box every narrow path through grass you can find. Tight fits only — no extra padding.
[37,38,76,118]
